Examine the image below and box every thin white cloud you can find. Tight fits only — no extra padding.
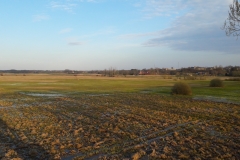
[64,27,114,46]
[59,28,72,34]
[86,0,97,2]
[142,0,185,19]
[68,41,83,45]
[138,0,233,19]
[66,37,84,46]
[133,2,142,8]
[32,14,49,22]
[50,1,77,12]
[119,31,160,39]
[49,0,101,15]
[49,0,101,13]
[67,0,100,2]
[140,0,240,54]
[80,27,115,39]
[86,0,104,3]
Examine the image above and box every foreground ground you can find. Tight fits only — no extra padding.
[0,75,239,159]
[0,93,239,159]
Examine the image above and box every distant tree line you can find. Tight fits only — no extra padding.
[1,66,240,77]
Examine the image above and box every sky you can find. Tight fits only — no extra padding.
[0,0,239,70]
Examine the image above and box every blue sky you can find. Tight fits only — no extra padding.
[0,0,239,70]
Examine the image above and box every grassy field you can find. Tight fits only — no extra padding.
[0,74,239,159]
[0,74,239,102]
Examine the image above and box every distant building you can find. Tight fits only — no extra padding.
[163,67,176,71]
[195,67,206,70]
[139,70,149,75]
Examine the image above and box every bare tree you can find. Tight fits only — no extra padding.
[223,0,240,37]
[108,67,116,77]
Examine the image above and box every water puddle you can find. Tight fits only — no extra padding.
[0,105,16,109]
[20,92,65,97]
[61,153,105,160]
[61,152,84,160]
[88,94,110,97]
[193,96,239,104]
[37,83,76,85]
[0,83,23,86]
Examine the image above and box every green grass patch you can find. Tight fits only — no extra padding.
[0,75,239,103]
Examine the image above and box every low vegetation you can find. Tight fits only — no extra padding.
[209,78,224,87]
[184,76,196,80]
[171,82,192,95]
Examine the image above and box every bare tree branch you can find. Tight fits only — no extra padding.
[223,0,240,38]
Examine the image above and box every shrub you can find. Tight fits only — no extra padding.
[171,82,192,95]
[209,78,224,87]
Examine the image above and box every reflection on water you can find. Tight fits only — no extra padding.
[20,92,65,97]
